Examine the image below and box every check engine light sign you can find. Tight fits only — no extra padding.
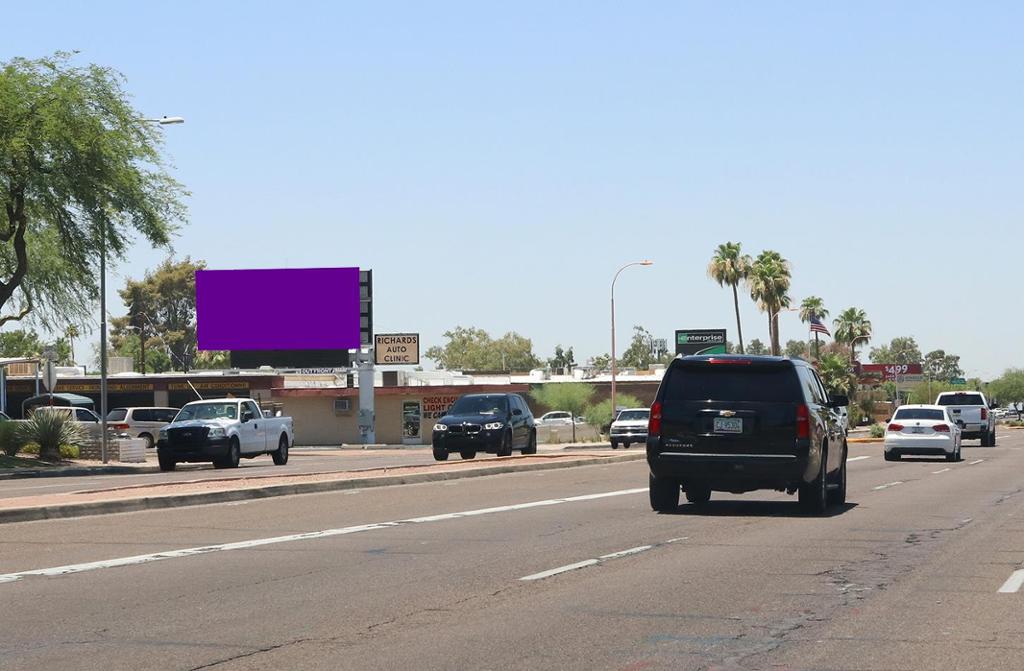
[196,267,362,351]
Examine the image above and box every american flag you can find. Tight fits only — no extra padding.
[809,314,831,336]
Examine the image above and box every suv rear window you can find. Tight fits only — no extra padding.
[106,409,128,421]
[894,408,945,421]
[663,364,802,403]
[936,393,984,406]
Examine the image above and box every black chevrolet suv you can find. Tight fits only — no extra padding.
[646,355,848,514]
[432,393,537,461]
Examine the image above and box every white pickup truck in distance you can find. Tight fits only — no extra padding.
[934,391,997,446]
[156,398,294,471]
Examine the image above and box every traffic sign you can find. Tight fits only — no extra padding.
[951,377,966,385]
[42,360,58,391]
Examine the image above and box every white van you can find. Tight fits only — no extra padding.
[107,407,179,448]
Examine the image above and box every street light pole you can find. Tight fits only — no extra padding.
[610,260,653,422]
[99,115,183,463]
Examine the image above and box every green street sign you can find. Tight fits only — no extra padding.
[950,377,966,385]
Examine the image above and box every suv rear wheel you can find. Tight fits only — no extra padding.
[649,473,680,512]
[799,447,828,514]
[827,444,847,506]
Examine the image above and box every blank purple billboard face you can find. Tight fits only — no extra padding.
[196,268,362,351]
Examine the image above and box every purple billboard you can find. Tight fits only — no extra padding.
[196,267,362,351]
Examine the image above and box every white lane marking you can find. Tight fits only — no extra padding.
[932,468,951,474]
[873,481,904,491]
[847,456,871,462]
[521,543,658,581]
[0,487,648,585]
[969,459,985,465]
[998,569,1024,594]
[520,559,599,581]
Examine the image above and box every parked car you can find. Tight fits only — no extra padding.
[32,406,100,423]
[106,407,179,448]
[432,393,536,460]
[156,398,294,471]
[934,391,997,446]
[535,411,575,427]
[884,404,962,462]
[646,355,848,514]
[609,408,649,449]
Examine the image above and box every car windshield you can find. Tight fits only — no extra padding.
[894,408,945,421]
[449,396,508,415]
[616,410,649,422]
[106,409,128,421]
[663,364,803,402]
[936,393,984,406]
[174,402,238,421]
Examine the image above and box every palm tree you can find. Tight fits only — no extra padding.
[748,250,791,355]
[833,307,872,365]
[799,296,828,360]
[65,325,80,364]
[707,242,752,354]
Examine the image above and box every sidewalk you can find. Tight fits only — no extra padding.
[0,450,646,524]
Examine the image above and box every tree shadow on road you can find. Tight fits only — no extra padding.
[661,500,858,518]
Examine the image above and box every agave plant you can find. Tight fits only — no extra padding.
[19,410,86,462]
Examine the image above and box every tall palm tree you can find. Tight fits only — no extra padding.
[748,251,791,355]
[65,325,80,364]
[707,242,752,354]
[833,307,872,365]
[799,296,828,360]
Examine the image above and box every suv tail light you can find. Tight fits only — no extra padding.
[111,423,130,430]
[981,408,988,420]
[649,401,662,437]
[887,423,904,432]
[796,404,810,439]
[933,424,950,432]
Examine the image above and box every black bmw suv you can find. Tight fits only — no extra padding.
[646,355,848,514]
[432,393,537,461]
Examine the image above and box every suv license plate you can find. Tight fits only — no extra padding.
[713,417,743,434]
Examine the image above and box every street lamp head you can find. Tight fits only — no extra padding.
[158,116,185,125]
[640,260,653,266]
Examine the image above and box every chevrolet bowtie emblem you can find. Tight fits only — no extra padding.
[720,410,736,417]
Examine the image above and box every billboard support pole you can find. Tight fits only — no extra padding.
[357,348,376,444]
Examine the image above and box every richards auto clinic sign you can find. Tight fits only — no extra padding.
[374,333,420,365]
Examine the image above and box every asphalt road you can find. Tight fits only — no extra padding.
[3,430,1024,670]
[0,444,613,499]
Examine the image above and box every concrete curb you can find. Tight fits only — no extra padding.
[0,465,162,480]
[0,452,647,525]
[848,437,883,444]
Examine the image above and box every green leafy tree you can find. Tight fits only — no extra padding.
[194,350,231,369]
[108,332,172,373]
[869,336,922,365]
[547,345,576,373]
[799,296,829,359]
[583,393,643,434]
[833,307,872,365]
[620,325,658,369]
[0,52,185,330]
[589,353,611,372]
[64,325,79,364]
[747,339,768,355]
[785,339,808,359]
[425,326,540,371]
[748,250,791,356]
[530,382,594,442]
[817,353,855,397]
[707,242,752,354]
[110,257,204,371]
[923,349,963,382]
[0,328,70,363]
[988,369,1024,419]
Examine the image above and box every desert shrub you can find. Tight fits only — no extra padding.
[18,412,85,461]
[583,394,644,434]
[0,421,22,456]
[869,423,885,439]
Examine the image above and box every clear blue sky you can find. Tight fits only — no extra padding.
[5,1,1021,378]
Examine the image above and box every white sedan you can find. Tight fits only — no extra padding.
[884,404,962,462]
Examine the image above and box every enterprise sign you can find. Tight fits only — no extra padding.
[675,329,728,356]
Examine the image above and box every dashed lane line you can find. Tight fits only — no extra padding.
[998,569,1024,594]
[873,481,904,491]
[932,468,951,474]
[847,456,871,462]
[0,487,648,586]
[969,459,985,465]
[520,538,688,582]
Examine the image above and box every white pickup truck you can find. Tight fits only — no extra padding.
[156,398,294,471]
[935,391,997,446]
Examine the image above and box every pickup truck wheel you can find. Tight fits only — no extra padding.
[990,430,997,446]
[685,487,711,505]
[215,439,240,469]
[649,473,680,512]
[157,451,175,472]
[610,441,619,450]
[432,446,449,461]
[799,447,828,514]
[459,449,476,460]
[271,435,289,465]
[522,431,537,455]
[827,444,847,506]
